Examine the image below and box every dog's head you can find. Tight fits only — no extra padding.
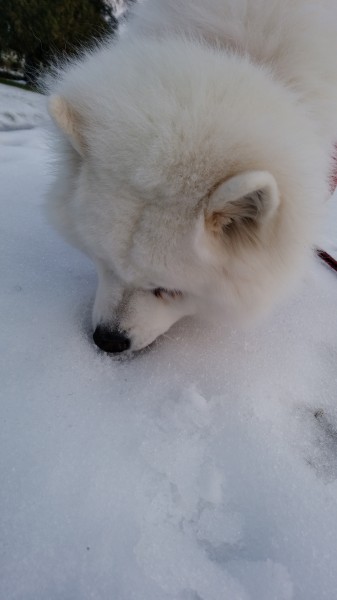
[48,37,327,353]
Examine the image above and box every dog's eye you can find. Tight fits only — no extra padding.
[152,288,182,300]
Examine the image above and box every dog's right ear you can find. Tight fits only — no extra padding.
[48,95,85,156]
[205,170,280,239]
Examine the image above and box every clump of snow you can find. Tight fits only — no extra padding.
[1,84,337,600]
[0,83,48,131]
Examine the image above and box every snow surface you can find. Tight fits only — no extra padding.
[0,83,48,131]
[1,83,337,600]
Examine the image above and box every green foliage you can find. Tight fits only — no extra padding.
[0,0,118,81]
[0,77,33,91]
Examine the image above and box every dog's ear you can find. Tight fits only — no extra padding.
[205,171,279,238]
[48,95,85,156]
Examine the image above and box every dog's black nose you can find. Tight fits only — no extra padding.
[93,326,130,353]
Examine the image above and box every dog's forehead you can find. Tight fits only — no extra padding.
[88,99,228,204]
[130,201,196,263]
[96,192,200,289]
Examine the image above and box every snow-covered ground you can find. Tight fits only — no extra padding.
[0,84,48,131]
[1,83,337,600]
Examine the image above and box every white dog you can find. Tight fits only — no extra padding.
[47,0,337,353]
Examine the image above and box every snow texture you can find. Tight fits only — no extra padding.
[1,83,337,600]
[0,84,48,131]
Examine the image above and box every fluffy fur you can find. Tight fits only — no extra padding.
[47,0,337,352]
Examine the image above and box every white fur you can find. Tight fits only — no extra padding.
[47,0,337,351]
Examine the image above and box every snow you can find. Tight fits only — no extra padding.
[1,82,337,600]
[0,84,48,130]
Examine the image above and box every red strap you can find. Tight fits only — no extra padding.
[317,149,337,273]
[316,248,337,273]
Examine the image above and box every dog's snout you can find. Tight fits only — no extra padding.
[93,326,130,353]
